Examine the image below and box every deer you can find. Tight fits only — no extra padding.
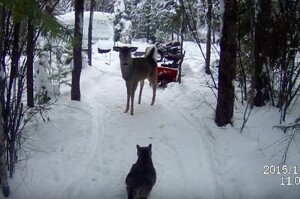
[113,45,158,115]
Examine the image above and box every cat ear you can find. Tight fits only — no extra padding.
[136,145,141,150]
[148,144,152,150]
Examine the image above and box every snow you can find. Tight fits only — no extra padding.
[114,0,125,13]
[6,42,300,199]
[218,0,225,36]
[34,53,60,101]
[79,12,83,35]
[57,12,114,42]
[119,19,132,44]
[0,63,5,81]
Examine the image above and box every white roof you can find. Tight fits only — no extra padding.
[57,11,114,40]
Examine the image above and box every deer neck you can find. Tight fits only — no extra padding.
[120,58,133,81]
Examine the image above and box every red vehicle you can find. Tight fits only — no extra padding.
[157,53,183,87]
[131,43,184,87]
[157,64,178,87]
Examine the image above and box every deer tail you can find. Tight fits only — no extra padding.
[145,46,158,62]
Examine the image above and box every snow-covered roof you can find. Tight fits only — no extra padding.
[56,11,114,41]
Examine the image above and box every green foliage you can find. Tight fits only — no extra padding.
[51,45,73,87]
[40,39,73,87]
[237,0,252,40]
[1,0,72,41]
[39,13,72,41]
[34,39,72,105]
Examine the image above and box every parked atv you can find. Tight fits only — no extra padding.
[156,41,182,63]
[156,41,185,87]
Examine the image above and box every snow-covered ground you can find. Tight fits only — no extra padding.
[7,40,300,199]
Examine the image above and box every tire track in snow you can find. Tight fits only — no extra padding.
[152,103,222,199]
[158,85,224,198]
[60,67,222,199]
[63,92,126,198]
[61,72,128,199]
[92,71,220,198]
[59,102,102,199]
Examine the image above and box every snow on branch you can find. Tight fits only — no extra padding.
[272,118,300,164]
[273,118,300,132]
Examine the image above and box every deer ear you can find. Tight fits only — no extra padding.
[131,47,138,52]
[113,47,120,52]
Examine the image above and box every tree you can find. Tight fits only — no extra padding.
[0,67,9,197]
[6,20,21,178]
[215,0,237,127]
[0,0,71,182]
[113,0,125,42]
[0,3,5,68]
[180,0,218,87]
[71,0,84,101]
[0,3,10,197]
[253,0,271,107]
[88,0,95,66]
[26,19,35,107]
[205,0,212,75]
[268,1,300,122]
[83,0,114,12]
[150,0,178,42]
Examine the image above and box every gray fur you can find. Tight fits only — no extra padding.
[126,144,156,199]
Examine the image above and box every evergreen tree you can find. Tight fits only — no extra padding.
[153,0,178,41]
[113,0,124,42]
[129,0,177,42]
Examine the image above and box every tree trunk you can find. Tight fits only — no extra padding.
[246,0,255,108]
[0,78,9,197]
[0,5,5,66]
[215,0,237,127]
[26,20,34,107]
[71,0,84,101]
[253,0,271,107]
[88,0,95,66]
[205,0,212,75]
[0,5,10,197]
[178,2,185,84]
[4,21,20,178]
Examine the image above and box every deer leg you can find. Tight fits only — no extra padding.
[138,80,144,104]
[124,82,131,113]
[149,72,157,106]
[151,81,157,106]
[130,81,139,115]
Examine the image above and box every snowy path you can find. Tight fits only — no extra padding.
[65,67,222,199]
[8,62,222,199]
[9,41,300,199]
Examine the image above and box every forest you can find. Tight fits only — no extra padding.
[0,0,299,198]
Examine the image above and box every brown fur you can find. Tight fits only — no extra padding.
[113,46,157,115]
